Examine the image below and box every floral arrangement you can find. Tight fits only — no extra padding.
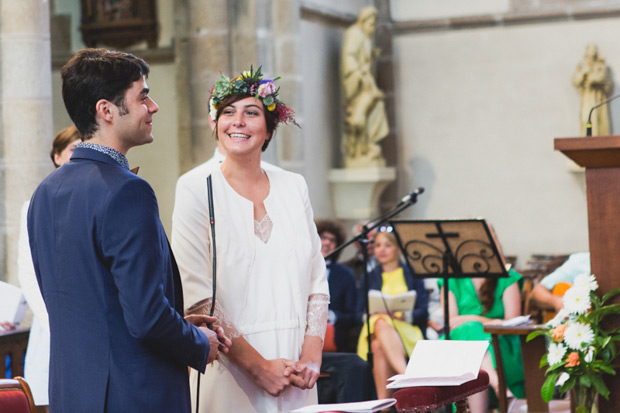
[527,273,620,412]
[209,65,298,127]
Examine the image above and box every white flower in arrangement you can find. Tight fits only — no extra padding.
[584,346,595,363]
[547,308,570,328]
[547,342,568,366]
[209,97,218,122]
[563,285,591,315]
[556,372,570,387]
[564,321,595,350]
[573,273,599,292]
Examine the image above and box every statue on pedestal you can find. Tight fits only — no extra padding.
[572,44,613,136]
[341,6,389,168]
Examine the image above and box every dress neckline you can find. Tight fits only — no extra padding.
[217,163,272,209]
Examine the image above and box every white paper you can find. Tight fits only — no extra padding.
[387,340,488,388]
[291,398,396,413]
[0,281,28,325]
[368,289,416,314]
[501,315,531,327]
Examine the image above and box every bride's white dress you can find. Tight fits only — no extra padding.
[173,164,329,413]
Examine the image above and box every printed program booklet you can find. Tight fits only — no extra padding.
[368,289,416,314]
[387,340,488,388]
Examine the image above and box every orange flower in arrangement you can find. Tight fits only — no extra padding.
[566,351,580,367]
[551,324,567,342]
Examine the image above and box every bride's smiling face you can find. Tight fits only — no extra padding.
[216,96,270,157]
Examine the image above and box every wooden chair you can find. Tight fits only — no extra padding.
[0,377,37,413]
[393,370,489,412]
[0,328,30,378]
[483,324,570,413]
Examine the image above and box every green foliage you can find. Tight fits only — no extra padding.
[526,329,546,342]
[541,373,558,403]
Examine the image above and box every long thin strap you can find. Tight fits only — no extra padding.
[196,175,217,413]
[207,174,217,317]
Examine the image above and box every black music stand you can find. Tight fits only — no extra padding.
[389,219,509,339]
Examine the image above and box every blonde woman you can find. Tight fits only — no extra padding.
[357,229,428,400]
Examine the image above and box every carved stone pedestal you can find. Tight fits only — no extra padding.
[328,167,396,220]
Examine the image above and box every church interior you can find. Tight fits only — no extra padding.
[2,0,620,412]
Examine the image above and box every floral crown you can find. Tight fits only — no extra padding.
[209,65,298,127]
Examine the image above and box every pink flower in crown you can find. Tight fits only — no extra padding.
[258,81,276,98]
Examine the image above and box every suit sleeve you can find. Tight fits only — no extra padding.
[100,178,209,372]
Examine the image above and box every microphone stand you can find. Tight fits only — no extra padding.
[325,189,424,376]
[586,92,620,136]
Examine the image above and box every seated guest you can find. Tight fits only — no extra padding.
[357,228,428,400]
[439,267,525,412]
[316,219,361,353]
[343,221,377,288]
[530,252,590,312]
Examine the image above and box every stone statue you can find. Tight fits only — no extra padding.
[572,44,613,136]
[341,6,389,168]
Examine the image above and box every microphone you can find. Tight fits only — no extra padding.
[586,92,620,136]
[399,187,425,205]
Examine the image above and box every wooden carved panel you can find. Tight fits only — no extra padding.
[80,0,159,49]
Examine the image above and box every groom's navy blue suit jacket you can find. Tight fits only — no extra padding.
[28,147,210,412]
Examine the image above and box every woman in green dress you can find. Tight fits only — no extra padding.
[439,269,525,413]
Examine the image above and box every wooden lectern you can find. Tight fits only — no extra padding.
[554,136,620,411]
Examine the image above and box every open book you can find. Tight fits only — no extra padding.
[368,289,416,314]
[0,281,28,326]
[500,315,531,327]
[291,398,396,413]
[387,340,488,388]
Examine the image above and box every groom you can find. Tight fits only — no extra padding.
[27,48,230,412]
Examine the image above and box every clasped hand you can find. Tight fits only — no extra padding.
[185,314,232,364]
[256,358,320,397]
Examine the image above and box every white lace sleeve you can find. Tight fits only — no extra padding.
[186,297,242,339]
[305,293,329,340]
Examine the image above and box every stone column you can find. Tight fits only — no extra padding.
[0,0,53,284]
[175,0,230,174]
[175,0,262,174]
[272,0,303,173]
